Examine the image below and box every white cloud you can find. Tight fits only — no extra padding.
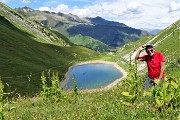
[39,6,50,11]
[71,1,141,18]
[22,0,30,4]
[169,1,180,12]
[39,4,69,13]
[127,2,141,13]
[55,4,69,13]
[71,8,91,17]
[38,0,180,29]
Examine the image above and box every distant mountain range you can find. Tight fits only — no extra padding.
[141,28,162,35]
[15,7,150,51]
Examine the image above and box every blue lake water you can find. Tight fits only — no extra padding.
[65,63,123,90]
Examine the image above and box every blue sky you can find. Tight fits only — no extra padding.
[1,0,180,29]
[2,0,94,9]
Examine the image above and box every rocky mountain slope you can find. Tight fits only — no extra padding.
[0,4,73,46]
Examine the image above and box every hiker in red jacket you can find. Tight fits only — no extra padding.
[135,43,166,89]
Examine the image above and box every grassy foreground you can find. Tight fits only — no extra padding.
[3,60,179,120]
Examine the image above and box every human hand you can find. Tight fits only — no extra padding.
[138,45,145,51]
[154,79,160,84]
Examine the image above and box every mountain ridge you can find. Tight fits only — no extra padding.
[15,7,150,50]
[85,16,127,27]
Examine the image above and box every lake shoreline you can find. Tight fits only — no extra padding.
[61,60,127,93]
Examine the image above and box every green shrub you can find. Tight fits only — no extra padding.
[0,77,15,120]
[144,76,180,112]
[40,71,62,102]
[121,54,143,107]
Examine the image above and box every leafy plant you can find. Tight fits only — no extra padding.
[40,71,62,102]
[72,75,78,95]
[121,54,142,107]
[144,76,180,112]
[0,77,15,120]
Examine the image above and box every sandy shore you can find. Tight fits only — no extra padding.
[61,60,127,93]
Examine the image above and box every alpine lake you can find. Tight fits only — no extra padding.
[62,61,125,91]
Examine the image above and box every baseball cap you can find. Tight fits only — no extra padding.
[145,43,154,49]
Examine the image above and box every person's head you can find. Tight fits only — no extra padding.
[145,44,155,56]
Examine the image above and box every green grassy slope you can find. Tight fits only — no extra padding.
[69,34,112,52]
[116,36,154,56]
[0,9,98,95]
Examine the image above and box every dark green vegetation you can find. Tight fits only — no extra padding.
[0,2,179,120]
[15,7,150,51]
